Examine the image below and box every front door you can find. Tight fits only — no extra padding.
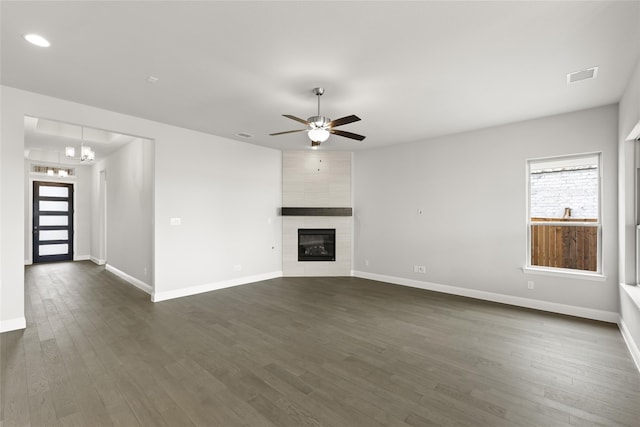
[33,181,74,263]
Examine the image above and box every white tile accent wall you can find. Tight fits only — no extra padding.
[283,151,351,207]
[282,151,352,276]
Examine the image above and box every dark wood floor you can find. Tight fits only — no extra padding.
[2,262,639,427]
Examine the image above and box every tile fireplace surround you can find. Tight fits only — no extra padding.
[282,151,353,276]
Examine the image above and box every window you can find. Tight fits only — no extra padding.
[527,153,601,274]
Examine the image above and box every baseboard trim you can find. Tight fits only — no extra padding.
[26,256,96,265]
[105,264,153,295]
[152,271,283,302]
[90,256,106,265]
[618,317,640,373]
[0,317,26,333]
[352,271,619,323]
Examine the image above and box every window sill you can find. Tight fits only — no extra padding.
[522,266,607,282]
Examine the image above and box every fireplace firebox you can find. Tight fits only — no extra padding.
[298,228,336,261]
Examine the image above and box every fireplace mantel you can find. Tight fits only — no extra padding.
[282,151,352,276]
[281,207,352,217]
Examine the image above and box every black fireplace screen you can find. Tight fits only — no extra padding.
[298,228,336,261]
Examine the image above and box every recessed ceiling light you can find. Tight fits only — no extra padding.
[567,66,598,84]
[24,34,50,47]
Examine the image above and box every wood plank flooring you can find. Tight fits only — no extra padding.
[2,261,639,426]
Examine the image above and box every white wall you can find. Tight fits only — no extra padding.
[354,104,619,320]
[90,137,154,289]
[0,86,282,331]
[0,86,25,332]
[90,167,105,264]
[23,160,93,264]
[74,166,92,259]
[619,59,640,286]
[153,126,282,300]
[619,56,640,368]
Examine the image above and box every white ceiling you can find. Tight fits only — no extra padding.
[23,116,146,165]
[2,1,639,152]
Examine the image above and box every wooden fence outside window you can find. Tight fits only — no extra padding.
[530,217,598,272]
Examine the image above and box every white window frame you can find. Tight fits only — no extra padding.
[524,152,604,280]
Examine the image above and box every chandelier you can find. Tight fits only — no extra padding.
[65,127,95,161]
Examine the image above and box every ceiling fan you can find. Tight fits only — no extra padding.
[270,87,366,148]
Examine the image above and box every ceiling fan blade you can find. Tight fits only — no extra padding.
[283,114,310,125]
[330,129,366,141]
[269,129,307,136]
[328,115,361,128]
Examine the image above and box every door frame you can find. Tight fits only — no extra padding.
[98,169,107,265]
[27,178,77,265]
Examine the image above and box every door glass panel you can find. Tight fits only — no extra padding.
[39,215,68,226]
[39,230,68,241]
[39,201,68,212]
[39,186,69,198]
[39,244,68,256]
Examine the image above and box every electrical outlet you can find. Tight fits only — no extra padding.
[418,266,426,273]
[413,265,419,273]
[234,264,242,272]
[527,280,534,289]
[170,217,181,226]
[365,259,369,266]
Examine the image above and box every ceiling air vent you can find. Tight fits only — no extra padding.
[567,66,598,84]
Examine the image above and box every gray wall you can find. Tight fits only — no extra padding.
[91,137,154,286]
[153,125,282,299]
[354,104,618,315]
[1,86,25,331]
[619,56,640,365]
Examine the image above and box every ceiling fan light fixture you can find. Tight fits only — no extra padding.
[308,128,330,143]
[270,87,365,145]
